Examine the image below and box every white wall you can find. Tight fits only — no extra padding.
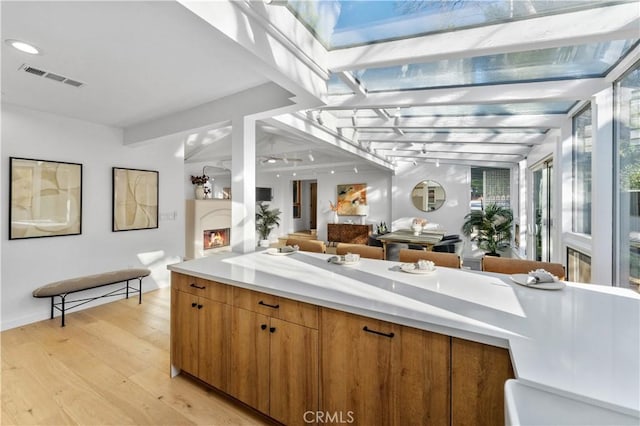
[393,163,470,239]
[1,104,184,330]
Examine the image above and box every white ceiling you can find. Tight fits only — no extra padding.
[1,1,268,128]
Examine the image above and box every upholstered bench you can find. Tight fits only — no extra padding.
[32,268,151,326]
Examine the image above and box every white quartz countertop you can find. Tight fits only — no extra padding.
[168,251,640,418]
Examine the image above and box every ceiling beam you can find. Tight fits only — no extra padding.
[375,144,531,155]
[332,114,565,129]
[390,152,525,162]
[329,3,640,72]
[359,132,546,144]
[337,71,367,97]
[325,79,605,109]
[265,113,395,171]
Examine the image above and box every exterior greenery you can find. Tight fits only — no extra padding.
[256,202,281,241]
[461,203,514,255]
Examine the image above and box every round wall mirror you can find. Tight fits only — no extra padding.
[411,180,446,212]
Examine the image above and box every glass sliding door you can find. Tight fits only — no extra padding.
[532,159,553,262]
[572,105,592,235]
[614,62,640,289]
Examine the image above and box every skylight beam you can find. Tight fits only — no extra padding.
[356,133,546,144]
[334,115,564,129]
[326,79,606,109]
[336,71,367,97]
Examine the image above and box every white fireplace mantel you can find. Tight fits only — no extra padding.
[185,199,232,259]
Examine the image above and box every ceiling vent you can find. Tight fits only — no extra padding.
[20,64,84,88]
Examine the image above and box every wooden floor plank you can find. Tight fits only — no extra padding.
[3,342,137,425]
[129,367,272,426]
[1,356,75,426]
[1,288,272,426]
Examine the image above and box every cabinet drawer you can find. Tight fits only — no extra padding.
[172,272,231,304]
[233,287,318,329]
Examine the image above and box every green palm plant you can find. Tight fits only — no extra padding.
[461,203,513,256]
[255,202,281,241]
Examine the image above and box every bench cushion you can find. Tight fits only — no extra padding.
[32,268,151,298]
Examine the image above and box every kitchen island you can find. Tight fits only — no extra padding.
[168,251,639,425]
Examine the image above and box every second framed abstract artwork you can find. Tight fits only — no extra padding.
[112,167,158,232]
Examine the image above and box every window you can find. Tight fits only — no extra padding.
[470,167,511,210]
[567,247,591,283]
[572,105,592,235]
[292,180,301,218]
[614,62,640,288]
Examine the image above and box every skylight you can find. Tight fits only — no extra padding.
[287,0,631,50]
[352,39,638,92]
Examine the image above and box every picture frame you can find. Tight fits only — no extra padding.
[336,183,367,216]
[112,167,159,232]
[9,156,83,239]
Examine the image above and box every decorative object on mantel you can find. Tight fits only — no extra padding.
[336,183,367,215]
[462,203,513,256]
[190,174,209,200]
[256,202,281,247]
[329,200,339,224]
[412,218,428,235]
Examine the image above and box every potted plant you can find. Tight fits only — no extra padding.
[256,202,281,247]
[461,203,513,256]
[191,174,209,200]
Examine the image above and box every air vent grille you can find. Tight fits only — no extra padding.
[24,66,46,76]
[21,64,84,88]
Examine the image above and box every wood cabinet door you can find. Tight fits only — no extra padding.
[229,307,270,414]
[451,337,514,426]
[321,309,395,426]
[269,318,318,426]
[392,325,450,426]
[198,300,230,392]
[171,290,199,376]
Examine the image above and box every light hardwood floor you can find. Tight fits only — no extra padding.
[1,287,274,425]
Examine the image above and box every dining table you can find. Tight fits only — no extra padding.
[375,229,446,259]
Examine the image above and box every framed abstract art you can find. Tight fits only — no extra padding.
[9,156,83,239]
[112,167,158,231]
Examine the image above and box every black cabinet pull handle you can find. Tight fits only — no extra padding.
[197,304,203,309]
[191,302,197,307]
[270,327,276,333]
[261,324,267,330]
[363,326,394,338]
[258,301,279,309]
[190,283,206,290]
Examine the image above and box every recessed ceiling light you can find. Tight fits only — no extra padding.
[6,39,40,55]
[330,170,335,174]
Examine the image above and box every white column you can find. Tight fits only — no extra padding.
[591,88,614,285]
[231,115,256,253]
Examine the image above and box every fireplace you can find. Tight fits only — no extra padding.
[203,228,230,250]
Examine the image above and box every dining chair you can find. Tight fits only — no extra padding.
[481,257,566,280]
[398,249,461,269]
[336,243,384,260]
[286,238,326,253]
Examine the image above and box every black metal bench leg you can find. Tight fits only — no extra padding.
[126,280,130,299]
[138,277,142,304]
[50,297,54,319]
[61,295,66,327]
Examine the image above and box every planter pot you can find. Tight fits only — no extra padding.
[259,239,270,248]
[485,252,501,257]
[194,185,205,200]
